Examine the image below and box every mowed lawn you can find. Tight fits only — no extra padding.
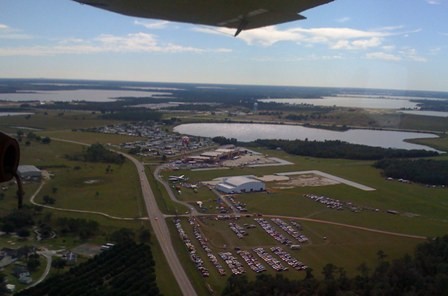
[166,150,448,238]
[3,111,447,295]
[20,138,144,218]
[171,216,421,295]
[0,110,112,131]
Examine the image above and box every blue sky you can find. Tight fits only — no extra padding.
[0,0,447,91]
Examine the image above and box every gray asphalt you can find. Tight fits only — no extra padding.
[154,165,199,216]
[52,138,197,296]
[124,154,197,296]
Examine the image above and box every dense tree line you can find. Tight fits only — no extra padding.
[0,206,36,234]
[254,139,438,160]
[56,217,99,239]
[213,136,238,146]
[257,102,334,113]
[222,236,448,296]
[101,110,162,121]
[66,143,125,164]
[165,104,216,111]
[0,273,8,296]
[374,159,448,185]
[15,241,160,296]
[413,99,448,111]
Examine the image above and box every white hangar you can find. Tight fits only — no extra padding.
[17,165,42,181]
[216,176,265,194]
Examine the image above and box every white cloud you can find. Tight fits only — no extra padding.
[426,0,441,4]
[197,24,428,63]
[336,17,351,23]
[366,52,402,61]
[399,48,427,62]
[134,20,171,29]
[0,23,32,40]
[382,45,396,51]
[429,47,441,55]
[197,25,398,50]
[331,37,382,50]
[366,47,427,62]
[252,54,344,62]
[0,32,231,56]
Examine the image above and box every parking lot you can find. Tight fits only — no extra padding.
[175,216,310,277]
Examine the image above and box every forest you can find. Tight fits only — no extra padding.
[374,159,448,185]
[13,241,160,296]
[253,139,438,160]
[66,143,125,164]
[222,236,448,296]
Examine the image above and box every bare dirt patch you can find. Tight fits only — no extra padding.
[84,179,101,185]
[223,154,272,167]
[72,243,102,258]
[274,174,340,188]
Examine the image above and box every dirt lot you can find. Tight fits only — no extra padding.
[272,174,340,189]
[72,243,102,258]
[222,154,275,167]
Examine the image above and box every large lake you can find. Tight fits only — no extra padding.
[0,89,166,102]
[174,123,440,152]
[399,110,448,118]
[259,96,421,109]
[0,112,33,117]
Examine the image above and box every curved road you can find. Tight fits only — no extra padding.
[154,165,198,215]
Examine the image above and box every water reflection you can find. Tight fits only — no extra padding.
[174,123,439,152]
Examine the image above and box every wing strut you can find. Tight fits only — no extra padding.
[234,19,248,37]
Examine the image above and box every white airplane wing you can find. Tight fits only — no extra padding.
[74,0,333,36]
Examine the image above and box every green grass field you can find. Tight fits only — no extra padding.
[168,216,422,295]
[1,109,447,295]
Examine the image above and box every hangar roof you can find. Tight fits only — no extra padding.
[18,165,41,174]
[225,176,260,187]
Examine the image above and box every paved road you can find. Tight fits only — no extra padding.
[154,165,199,216]
[124,154,197,296]
[32,250,53,287]
[52,138,197,296]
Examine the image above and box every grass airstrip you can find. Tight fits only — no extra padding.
[1,110,447,295]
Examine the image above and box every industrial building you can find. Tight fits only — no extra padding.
[216,176,265,194]
[17,165,42,181]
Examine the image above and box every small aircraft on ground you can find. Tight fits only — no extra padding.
[169,175,188,182]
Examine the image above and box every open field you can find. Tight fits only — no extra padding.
[408,134,448,155]
[157,145,447,294]
[0,110,114,132]
[1,108,447,295]
[19,139,144,217]
[169,216,422,295]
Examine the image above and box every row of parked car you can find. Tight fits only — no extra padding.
[218,252,246,275]
[255,218,293,245]
[229,222,248,239]
[174,218,210,277]
[190,218,227,276]
[253,247,288,272]
[271,246,307,271]
[271,218,309,244]
[237,250,266,273]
